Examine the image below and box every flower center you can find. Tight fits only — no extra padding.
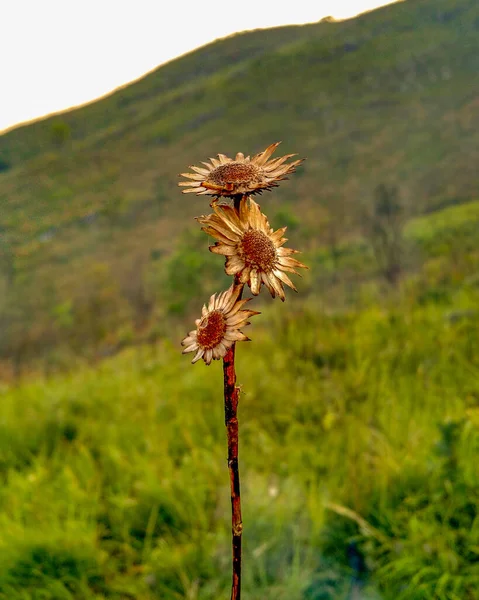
[210,162,261,185]
[240,229,277,271]
[197,310,227,349]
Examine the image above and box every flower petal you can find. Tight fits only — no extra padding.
[191,348,205,364]
[252,142,281,167]
[226,298,250,317]
[182,343,198,354]
[224,330,249,342]
[180,173,205,181]
[273,269,297,292]
[277,247,300,257]
[190,165,211,175]
[217,153,230,164]
[250,269,261,295]
[202,220,240,243]
[178,180,202,187]
[226,310,259,327]
[260,271,276,298]
[239,266,251,284]
[225,255,245,273]
[210,243,237,256]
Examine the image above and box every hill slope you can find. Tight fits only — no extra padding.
[0,0,478,368]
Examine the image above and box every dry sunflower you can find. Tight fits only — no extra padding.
[178,142,304,201]
[197,198,307,301]
[181,284,259,365]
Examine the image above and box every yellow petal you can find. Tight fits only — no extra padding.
[224,330,248,342]
[200,226,237,246]
[225,257,245,276]
[210,243,237,256]
[182,343,198,354]
[191,348,205,364]
[268,272,286,300]
[252,142,281,167]
[260,271,276,298]
[274,269,297,292]
[250,270,261,295]
[226,298,250,317]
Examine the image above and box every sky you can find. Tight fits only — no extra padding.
[1,0,398,134]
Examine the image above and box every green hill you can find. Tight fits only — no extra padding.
[0,0,478,370]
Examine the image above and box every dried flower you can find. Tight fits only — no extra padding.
[178,142,304,201]
[181,284,259,365]
[197,198,307,301]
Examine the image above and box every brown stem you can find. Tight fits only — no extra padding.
[224,194,245,600]
[233,195,243,213]
[223,343,242,600]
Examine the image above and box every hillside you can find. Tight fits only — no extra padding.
[0,0,478,370]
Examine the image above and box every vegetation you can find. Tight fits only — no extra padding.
[1,230,479,597]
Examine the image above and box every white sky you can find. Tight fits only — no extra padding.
[0,0,397,133]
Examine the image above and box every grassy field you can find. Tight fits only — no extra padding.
[1,193,479,598]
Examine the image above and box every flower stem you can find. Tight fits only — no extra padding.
[224,195,245,600]
[223,343,242,600]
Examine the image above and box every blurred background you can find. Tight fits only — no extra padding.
[0,0,478,598]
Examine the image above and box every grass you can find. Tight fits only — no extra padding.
[1,267,479,597]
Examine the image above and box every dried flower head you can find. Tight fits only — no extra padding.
[179,142,304,201]
[181,284,259,365]
[197,199,307,301]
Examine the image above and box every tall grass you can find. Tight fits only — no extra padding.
[0,274,478,598]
